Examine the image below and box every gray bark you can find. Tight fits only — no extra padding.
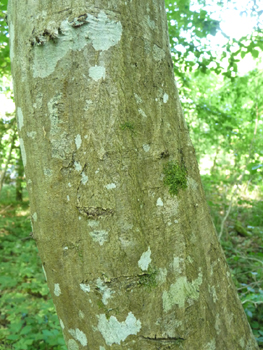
[8,0,258,349]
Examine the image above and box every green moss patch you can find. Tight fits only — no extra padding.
[163,161,187,196]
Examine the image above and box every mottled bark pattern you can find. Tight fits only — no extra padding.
[9,0,258,349]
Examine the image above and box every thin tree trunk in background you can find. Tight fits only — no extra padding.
[0,131,16,195]
[8,0,259,349]
[15,147,23,201]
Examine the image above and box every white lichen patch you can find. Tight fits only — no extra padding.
[153,44,165,61]
[68,339,79,350]
[156,198,164,207]
[209,285,218,303]
[163,93,169,103]
[96,278,115,305]
[27,131,37,139]
[205,339,216,350]
[134,93,142,104]
[75,134,82,150]
[74,162,82,172]
[138,247,152,271]
[171,257,183,274]
[89,65,106,81]
[19,138,27,167]
[105,183,116,190]
[67,195,70,201]
[60,319,65,329]
[88,220,99,228]
[89,230,109,246]
[79,310,85,319]
[81,173,88,185]
[143,144,150,152]
[17,107,24,130]
[80,283,90,293]
[97,312,141,346]
[100,347,106,350]
[84,100,93,111]
[68,328,87,347]
[215,314,221,334]
[54,283,61,297]
[44,168,53,177]
[33,11,122,78]
[138,108,147,118]
[162,272,203,311]
[156,268,167,285]
[32,212,38,222]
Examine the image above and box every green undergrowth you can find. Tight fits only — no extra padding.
[0,186,66,350]
[202,175,263,347]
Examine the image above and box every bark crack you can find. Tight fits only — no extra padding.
[140,336,185,343]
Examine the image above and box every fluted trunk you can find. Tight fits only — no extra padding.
[8,0,258,349]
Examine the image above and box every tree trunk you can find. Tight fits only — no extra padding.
[8,1,258,349]
[15,147,24,201]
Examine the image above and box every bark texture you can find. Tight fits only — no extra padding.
[8,1,258,349]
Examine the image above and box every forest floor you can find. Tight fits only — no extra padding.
[0,183,262,350]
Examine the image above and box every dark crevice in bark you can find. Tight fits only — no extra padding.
[140,336,185,342]
[77,206,114,218]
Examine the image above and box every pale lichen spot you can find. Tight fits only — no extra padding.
[215,314,221,335]
[54,283,61,297]
[162,272,203,311]
[89,65,106,81]
[79,310,85,319]
[67,195,70,201]
[89,230,109,246]
[88,220,99,228]
[19,138,27,167]
[27,131,37,139]
[68,183,72,187]
[187,177,198,192]
[75,134,82,150]
[74,162,82,172]
[153,44,165,61]
[97,312,141,346]
[96,278,115,305]
[63,247,69,250]
[105,183,116,190]
[68,328,87,347]
[138,247,152,271]
[163,93,169,103]
[84,100,92,111]
[134,93,142,104]
[174,220,179,224]
[100,347,106,350]
[156,197,164,207]
[143,144,150,152]
[17,107,24,130]
[44,168,52,177]
[156,268,167,284]
[204,339,216,350]
[138,108,147,118]
[68,339,79,350]
[60,319,65,330]
[80,283,90,293]
[32,212,38,222]
[81,173,88,185]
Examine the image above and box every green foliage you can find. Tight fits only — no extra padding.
[0,186,66,350]
[0,0,10,77]
[163,161,188,196]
